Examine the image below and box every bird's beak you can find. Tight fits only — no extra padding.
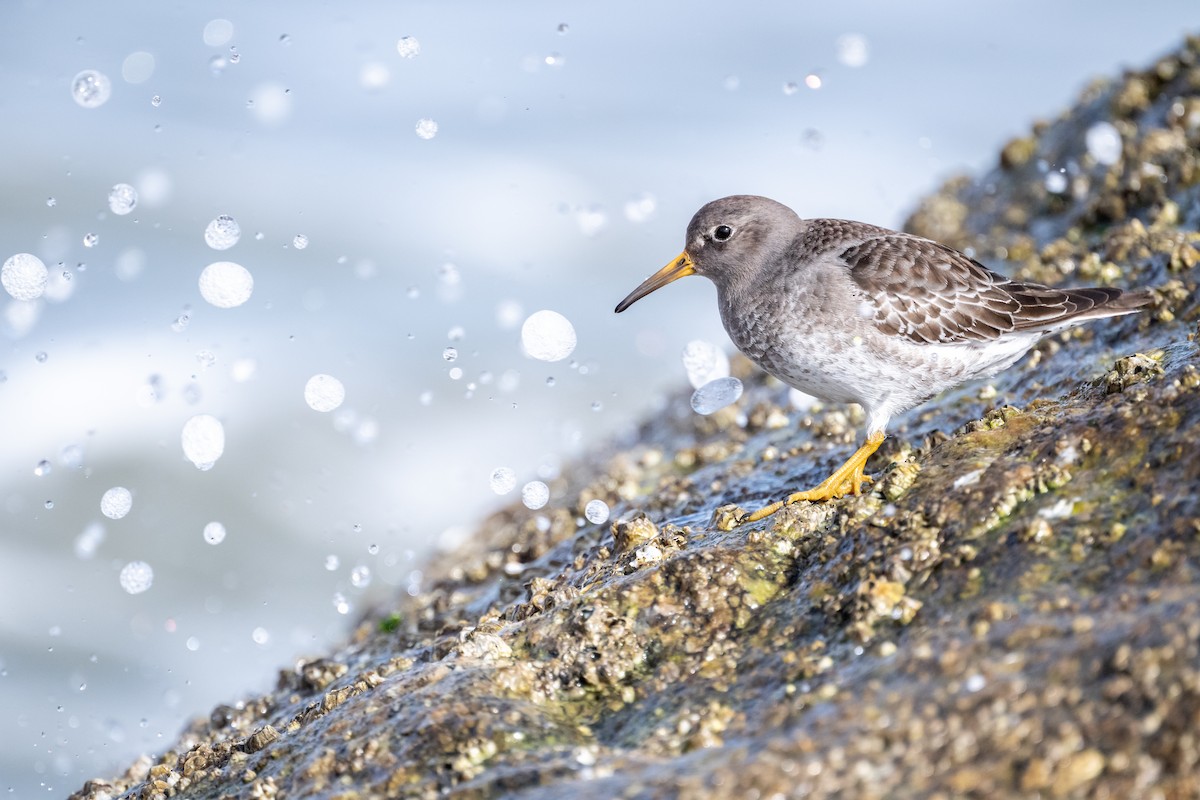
[614,252,695,313]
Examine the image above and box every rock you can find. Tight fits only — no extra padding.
[71,37,1200,800]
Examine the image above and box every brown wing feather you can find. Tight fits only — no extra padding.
[840,233,1145,344]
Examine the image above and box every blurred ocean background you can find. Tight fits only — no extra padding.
[2,1,1198,794]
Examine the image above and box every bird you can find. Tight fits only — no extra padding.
[614,195,1152,524]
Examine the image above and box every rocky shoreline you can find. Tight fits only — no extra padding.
[74,37,1200,800]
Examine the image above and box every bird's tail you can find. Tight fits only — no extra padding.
[1008,285,1153,333]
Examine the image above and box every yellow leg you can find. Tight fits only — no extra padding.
[741,431,886,524]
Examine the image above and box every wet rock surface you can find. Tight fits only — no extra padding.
[74,38,1200,800]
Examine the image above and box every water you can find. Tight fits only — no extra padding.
[107,184,138,216]
[71,70,111,109]
[198,261,254,308]
[690,376,744,415]
[203,522,227,545]
[1085,121,1123,165]
[204,215,241,250]
[682,340,730,389]
[3,3,1197,795]
[522,481,550,510]
[2,253,48,301]
[396,35,421,58]
[584,499,610,525]
[490,467,517,495]
[415,119,439,140]
[100,487,133,520]
[521,310,577,362]
[118,561,154,595]
[304,374,346,412]
[181,415,226,470]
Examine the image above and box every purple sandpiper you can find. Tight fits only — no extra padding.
[615,195,1152,524]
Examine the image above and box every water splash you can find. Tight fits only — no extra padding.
[107,184,138,215]
[304,374,345,412]
[204,215,241,250]
[100,487,133,520]
[71,70,112,108]
[521,310,577,362]
[118,561,153,594]
[181,414,226,470]
[690,376,744,415]
[199,261,254,308]
[2,253,49,301]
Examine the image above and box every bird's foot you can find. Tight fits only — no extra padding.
[738,431,886,525]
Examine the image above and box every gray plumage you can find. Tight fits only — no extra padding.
[616,194,1151,440]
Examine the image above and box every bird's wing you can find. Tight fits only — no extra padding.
[841,234,1126,344]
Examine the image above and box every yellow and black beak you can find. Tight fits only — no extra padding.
[614,252,695,313]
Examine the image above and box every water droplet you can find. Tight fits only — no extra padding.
[690,376,744,415]
[82,232,99,248]
[204,215,241,250]
[624,192,657,223]
[447,325,465,341]
[74,522,105,559]
[415,118,439,139]
[121,51,156,84]
[46,197,57,207]
[198,261,253,308]
[545,376,556,387]
[584,499,609,525]
[1085,121,1122,166]
[557,22,570,34]
[72,70,112,108]
[332,592,351,614]
[489,467,516,495]
[1044,170,1068,194]
[107,183,138,215]
[544,52,564,67]
[575,206,607,236]
[119,561,153,594]
[438,262,460,285]
[251,627,270,645]
[181,414,225,470]
[150,94,162,107]
[186,637,200,651]
[34,351,49,364]
[292,233,309,250]
[442,346,458,362]
[60,444,84,469]
[521,310,577,362]
[591,401,602,412]
[396,35,421,58]
[350,565,372,588]
[44,499,54,509]
[782,81,799,95]
[195,350,217,369]
[202,18,234,46]
[522,481,549,510]
[406,286,420,300]
[722,75,740,91]
[171,313,191,333]
[804,72,822,90]
[681,340,731,389]
[278,33,292,45]
[2,253,49,300]
[304,374,345,412]
[835,33,870,68]
[324,554,340,571]
[100,487,133,519]
[203,521,226,545]
[34,460,51,477]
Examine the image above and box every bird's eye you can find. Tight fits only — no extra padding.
[713,225,733,242]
